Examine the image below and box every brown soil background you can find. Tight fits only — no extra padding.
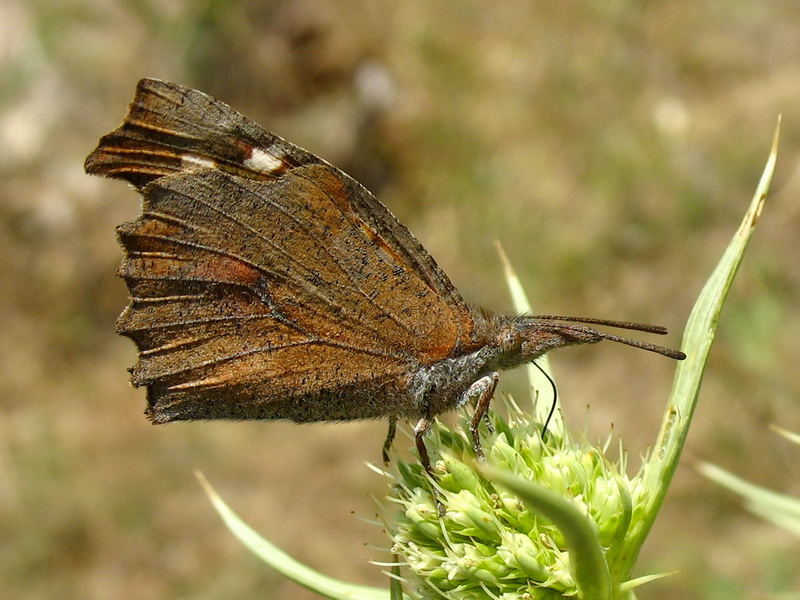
[2,2,800,599]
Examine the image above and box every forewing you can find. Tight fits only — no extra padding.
[85,78,473,323]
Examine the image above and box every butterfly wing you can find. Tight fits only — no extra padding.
[86,79,481,423]
[85,78,468,314]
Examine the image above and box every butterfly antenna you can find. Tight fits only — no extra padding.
[531,316,686,360]
[529,315,672,335]
[589,329,685,359]
[531,360,558,440]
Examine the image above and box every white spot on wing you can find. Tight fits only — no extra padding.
[168,374,230,390]
[181,154,217,170]
[243,147,284,174]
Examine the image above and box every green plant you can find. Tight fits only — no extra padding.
[699,425,800,540]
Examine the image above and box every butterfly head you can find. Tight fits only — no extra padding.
[491,314,685,370]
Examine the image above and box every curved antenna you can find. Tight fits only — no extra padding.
[531,360,558,440]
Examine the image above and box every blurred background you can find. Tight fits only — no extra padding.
[2,1,799,598]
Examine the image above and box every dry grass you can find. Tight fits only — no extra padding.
[2,1,799,598]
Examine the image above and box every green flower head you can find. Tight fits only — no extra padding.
[385,402,641,599]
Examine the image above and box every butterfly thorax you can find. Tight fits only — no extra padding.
[407,345,497,418]
[406,309,617,418]
[405,310,514,418]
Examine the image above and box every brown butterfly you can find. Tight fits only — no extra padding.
[85,78,685,480]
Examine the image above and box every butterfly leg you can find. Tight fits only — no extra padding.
[414,414,434,478]
[414,413,446,517]
[382,415,397,465]
[484,411,495,435]
[467,372,499,462]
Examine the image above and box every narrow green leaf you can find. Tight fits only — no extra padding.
[770,425,800,446]
[620,571,676,592]
[622,119,780,567]
[698,461,800,538]
[196,472,391,600]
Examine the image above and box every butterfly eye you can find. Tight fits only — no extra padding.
[500,330,520,354]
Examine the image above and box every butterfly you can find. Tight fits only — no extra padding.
[85,78,685,481]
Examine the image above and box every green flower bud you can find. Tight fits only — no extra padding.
[383,401,652,599]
